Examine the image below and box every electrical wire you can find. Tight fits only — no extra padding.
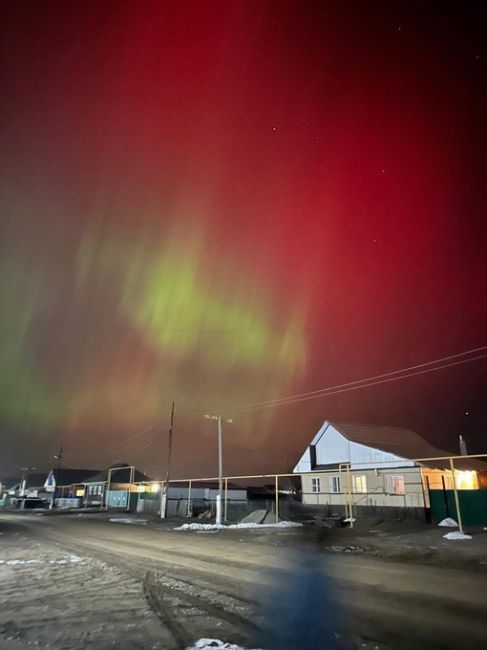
[212,346,487,416]
[57,346,486,463]
[219,353,487,416]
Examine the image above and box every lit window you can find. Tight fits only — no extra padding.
[329,476,341,493]
[389,475,405,495]
[454,470,478,490]
[352,475,367,493]
[311,477,321,493]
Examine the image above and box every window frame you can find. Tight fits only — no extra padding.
[311,477,321,493]
[388,474,406,495]
[352,474,367,494]
[330,476,341,493]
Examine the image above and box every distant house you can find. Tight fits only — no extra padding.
[294,421,486,518]
[2,472,51,508]
[83,462,151,509]
[43,468,101,507]
[1,476,23,498]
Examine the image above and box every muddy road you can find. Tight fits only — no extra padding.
[1,513,486,649]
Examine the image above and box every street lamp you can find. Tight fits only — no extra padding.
[204,414,233,525]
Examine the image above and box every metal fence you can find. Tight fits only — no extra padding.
[153,452,487,532]
[48,452,487,532]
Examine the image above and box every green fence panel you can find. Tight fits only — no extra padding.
[429,489,487,526]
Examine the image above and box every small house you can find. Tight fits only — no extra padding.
[83,462,151,509]
[294,421,487,520]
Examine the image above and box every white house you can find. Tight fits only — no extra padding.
[294,421,483,514]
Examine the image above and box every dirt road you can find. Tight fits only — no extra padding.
[1,513,486,650]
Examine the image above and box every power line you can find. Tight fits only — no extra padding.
[58,345,486,463]
[62,420,164,460]
[62,427,160,463]
[212,345,487,416]
[220,353,487,416]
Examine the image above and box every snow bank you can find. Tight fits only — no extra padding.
[109,517,147,525]
[0,555,85,566]
[175,521,302,532]
[438,518,458,528]
[443,531,472,540]
[186,639,263,650]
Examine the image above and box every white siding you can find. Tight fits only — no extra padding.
[315,425,351,466]
[293,446,312,473]
[293,421,416,473]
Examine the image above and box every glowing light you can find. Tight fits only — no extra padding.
[454,470,478,490]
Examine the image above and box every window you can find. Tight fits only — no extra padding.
[311,477,321,493]
[329,476,341,493]
[352,475,367,493]
[389,475,405,495]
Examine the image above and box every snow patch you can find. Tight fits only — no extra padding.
[0,559,42,565]
[49,554,85,564]
[443,531,472,540]
[0,555,85,566]
[438,518,458,528]
[109,517,147,525]
[175,521,302,531]
[186,639,263,650]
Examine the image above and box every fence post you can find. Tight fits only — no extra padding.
[441,475,450,518]
[186,480,192,517]
[105,469,112,511]
[346,464,354,527]
[159,481,165,517]
[449,457,464,534]
[127,466,135,512]
[224,478,228,522]
[275,475,279,523]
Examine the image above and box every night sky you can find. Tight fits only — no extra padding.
[1,1,485,478]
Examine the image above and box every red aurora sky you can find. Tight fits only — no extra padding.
[0,1,485,477]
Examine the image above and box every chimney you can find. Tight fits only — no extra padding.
[459,435,468,456]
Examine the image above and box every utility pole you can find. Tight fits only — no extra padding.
[204,414,232,525]
[49,445,64,510]
[160,401,175,519]
[55,445,63,472]
[20,466,36,500]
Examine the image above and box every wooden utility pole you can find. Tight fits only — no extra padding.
[55,445,63,472]
[160,401,175,519]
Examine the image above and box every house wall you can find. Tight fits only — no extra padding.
[294,423,416,473]
[301,467,426,509]
[338,425,411,468]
